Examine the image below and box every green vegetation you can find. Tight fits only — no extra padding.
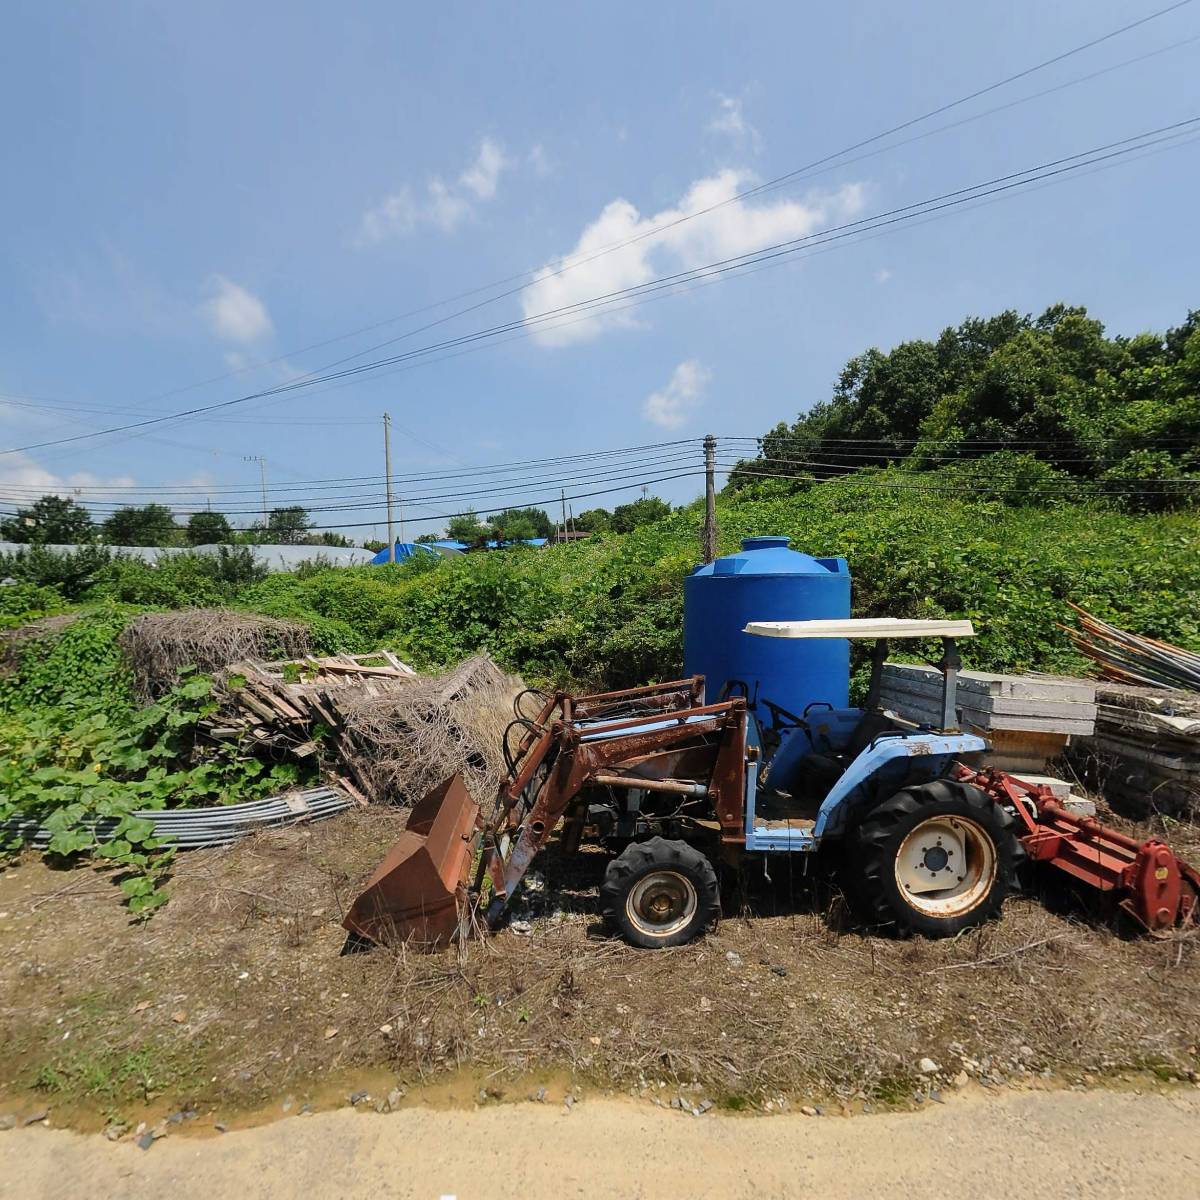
[2,300,1196,916]
[733,304,1200,512]
[100,503,178,547]
[32,1042,199,1105]
[0,494,95,544]
[0,611,304,913]
[185,509,233,544]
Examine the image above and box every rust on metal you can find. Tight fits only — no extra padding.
[346,681,746,947]
[341,774,480,946]
[961,766,1200,933]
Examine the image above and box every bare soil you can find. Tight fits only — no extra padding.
[1,804,1198,1131]
[4,1089,1200,1200]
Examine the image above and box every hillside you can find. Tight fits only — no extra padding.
[6,477,1198,699]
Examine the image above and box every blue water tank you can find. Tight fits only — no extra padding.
[683,536,851,715]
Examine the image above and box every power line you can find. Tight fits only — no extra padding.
[9,3,1192,441]
[0,450,708,518]
[7,117,1196,460]
[0,440,695,498]
[23,122,1200,469]
[720,435,1199,446]
[222,4,1198,403]
[716,440,1197,466]
[0,469,711,531]
[714,460,1200,494]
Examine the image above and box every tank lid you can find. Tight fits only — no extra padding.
[689,536,848,579]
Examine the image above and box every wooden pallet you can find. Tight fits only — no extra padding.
[199,651,417,804]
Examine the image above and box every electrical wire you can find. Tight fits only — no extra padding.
[0,450,708,518]
[0,440,696,499]
[713,460,1200,496]
[7,117,1197,459]
[17,1,1190,434]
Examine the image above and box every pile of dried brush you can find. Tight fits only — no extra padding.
[338,655,522,804]
[202,650,524,806]
[120,609,312,698]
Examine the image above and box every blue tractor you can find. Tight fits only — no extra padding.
[344,618,1061,948]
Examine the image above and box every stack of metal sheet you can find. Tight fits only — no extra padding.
[879,664,1097,771]
[1084,685,1200,818]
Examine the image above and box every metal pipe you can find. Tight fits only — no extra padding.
[1,788,353,851]
[590,774,710,796]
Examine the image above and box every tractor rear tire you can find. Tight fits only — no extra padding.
[601,837,719,949]
[847,779,1021,938]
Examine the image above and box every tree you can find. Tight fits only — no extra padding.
[611,496,671,533]
[729,303,1200,497]
[185,510,233,545]
[489,507,553,540]
[489,511,538,543]
[263,506,311,544]
[0,495,94,544]
[101,504,179,547]
[446,510,491,544]
[574,508,612,534]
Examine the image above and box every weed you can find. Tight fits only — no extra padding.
[31,1045,187,1103]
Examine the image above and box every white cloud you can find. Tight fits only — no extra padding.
[643,360,712,429]
[0,450,137,499]
[459,138,508,199]
[707,94,762,152]
[875,267,893,284]
[528,143,552,177]
[203,276,273,343]
[359,138,510,243]
[522,172,866,346]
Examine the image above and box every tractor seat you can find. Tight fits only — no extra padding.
[791,710,906,801]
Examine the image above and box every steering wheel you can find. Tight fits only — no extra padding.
[759,697,811,736]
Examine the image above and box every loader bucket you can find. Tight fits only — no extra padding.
[342,774,480,947]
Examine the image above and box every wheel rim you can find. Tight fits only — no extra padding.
[625,870,697,938]
[893,816,997,918]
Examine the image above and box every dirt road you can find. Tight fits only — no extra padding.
[2,1088,1198,1200]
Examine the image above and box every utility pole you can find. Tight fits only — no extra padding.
[702,433,718,563]
[244,455,268,527]
[560,488,568,543]
[383,412,396,562]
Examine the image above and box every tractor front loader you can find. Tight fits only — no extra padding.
[344,620,1200,950]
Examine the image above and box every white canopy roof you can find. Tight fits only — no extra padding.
[744,617,976,640]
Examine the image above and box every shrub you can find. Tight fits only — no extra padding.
[88,547,269,607]
[0,545,113,601]
[0,582,65,625]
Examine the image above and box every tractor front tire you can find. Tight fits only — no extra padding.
[601,837,719,949]
[847,779,1020,938]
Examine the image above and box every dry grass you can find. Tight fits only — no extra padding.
[1,806,1197,1122]
[119,610,312,698]
[339,655,524,804]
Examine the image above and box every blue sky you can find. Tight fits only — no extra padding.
[2,1,1197,539]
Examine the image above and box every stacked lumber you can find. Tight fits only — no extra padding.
[879,664,1097,772]
[1082,684,1200,818]
[203,652,417,803]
